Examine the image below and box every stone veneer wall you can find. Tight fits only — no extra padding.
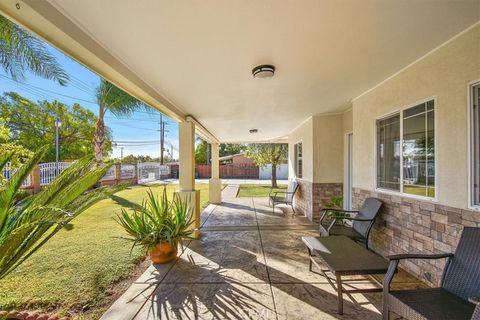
[353,187,480,286]
[294,179,343,221]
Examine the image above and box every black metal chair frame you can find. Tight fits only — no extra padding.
[383,227,480,320]
[319,207,377,250]
[269,182,298,214]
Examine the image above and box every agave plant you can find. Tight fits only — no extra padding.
[116,187,195,253]
[0,145,123,279]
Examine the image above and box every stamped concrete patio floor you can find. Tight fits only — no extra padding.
[102,196,422,320]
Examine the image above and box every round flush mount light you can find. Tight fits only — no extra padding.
[252,65,275,78]
[249,129,258,134]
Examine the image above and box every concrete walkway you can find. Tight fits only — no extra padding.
[221,184,239,199]
[102,196,422,320]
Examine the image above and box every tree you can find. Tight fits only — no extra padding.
[1,92,110,161]
[94,79,147,165]
[121,154,175,164]
[0,15,69,85]
[0,146,123,279]
[219,143,246,157]
[245,143,288,188]
[195,140,208,164]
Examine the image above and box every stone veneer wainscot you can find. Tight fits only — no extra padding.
[353,187,480,286]
[294,179,343,221]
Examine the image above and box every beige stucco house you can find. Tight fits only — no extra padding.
[1,0,479,286]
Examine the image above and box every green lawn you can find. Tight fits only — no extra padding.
[237,184,287,197]
[0,183,209,318]
[403,185,435,198]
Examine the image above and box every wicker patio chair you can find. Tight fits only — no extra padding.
[269,180,299,214]
[319,197,382,250]
[383,226,480,320]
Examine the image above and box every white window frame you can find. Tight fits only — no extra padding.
[294,141,303,179]
[374,97,438,202]
[468,80,480,210]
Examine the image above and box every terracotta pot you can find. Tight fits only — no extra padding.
[148,242,177,264]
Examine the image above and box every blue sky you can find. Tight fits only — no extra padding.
[0,44,179,160]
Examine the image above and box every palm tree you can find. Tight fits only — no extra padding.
[94,79,146,164]
[0,146,122,279]
[0,15,69,85]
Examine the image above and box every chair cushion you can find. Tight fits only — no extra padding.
[389,288,475,320]
[327,225,366,242]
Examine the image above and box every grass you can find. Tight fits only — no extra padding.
[403,185,435,198]
[0,183,209,318]
[237,184,287,197]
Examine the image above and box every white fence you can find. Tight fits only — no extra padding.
[3,161,139,190]
[2,162,32,187]
[259,164,289,180]
[121,164,136,178]
[39,162,71,186]
[137,162,170,184]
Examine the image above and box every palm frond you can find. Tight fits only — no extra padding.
[0,148,123,280]
[0,146,47,231]
[0,15,69,85]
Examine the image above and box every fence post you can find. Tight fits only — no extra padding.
[31,165,41,194]
[115,163,121,184]
[133,164,138,184]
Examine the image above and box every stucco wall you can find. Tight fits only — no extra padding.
[288,114,346,184]
[288,118,313,181]
[312,114,344,183]
[343,108,353,134]
[352,25,480,209]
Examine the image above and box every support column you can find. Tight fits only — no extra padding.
[176,120,200,238]
[209,142,222,204]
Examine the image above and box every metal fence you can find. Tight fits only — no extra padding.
[137,162,170,184]
[101,166,116,180]
[120,164,135,178]
[39,162,71,186]
[2,162,32,187]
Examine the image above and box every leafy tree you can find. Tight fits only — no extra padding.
[245,143,288,188]
[0,146,124,279]
[195,140,208,164]
[1,92,110,162]
[219,143,246,157]
[95,80,147,165]
[0,15,68,85]
[121,154,175,164]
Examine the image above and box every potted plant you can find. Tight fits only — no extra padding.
[322,196,350,225]
[116,187,194,264]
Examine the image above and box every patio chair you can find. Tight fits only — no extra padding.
[383,227,480,320]
[269,180,299,214]
[319,197,382,250]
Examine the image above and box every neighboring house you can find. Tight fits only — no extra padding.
[218,153,255,165]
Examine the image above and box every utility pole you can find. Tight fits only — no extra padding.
[159,114,169,165]
[120,147,124,162]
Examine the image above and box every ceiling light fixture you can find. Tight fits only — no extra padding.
[249,129,258,134]
[252,65,275,78]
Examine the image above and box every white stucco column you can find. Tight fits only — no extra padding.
[209,142,222,204]
[176,120,200,238]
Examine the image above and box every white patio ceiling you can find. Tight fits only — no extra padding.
[7,1,480,142]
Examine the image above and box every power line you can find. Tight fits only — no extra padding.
[0,74,98,104]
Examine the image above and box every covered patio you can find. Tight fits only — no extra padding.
[102,190,422,320]
[1,1,479,319]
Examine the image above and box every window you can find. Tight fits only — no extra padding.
[294,142,303,178]
[377,114,401,191]
[376,99,435,198]
[471,83,480,206]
